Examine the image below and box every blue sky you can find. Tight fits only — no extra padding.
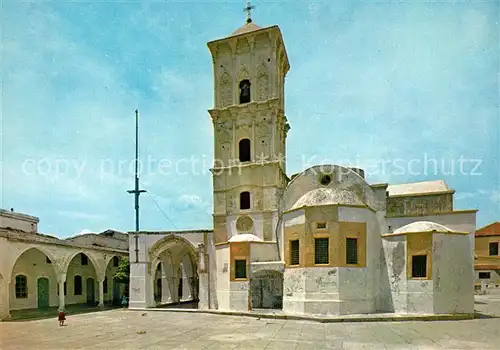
[2,0,499,237]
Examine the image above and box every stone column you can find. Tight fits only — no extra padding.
[0,280,11,320]
[98,278,105,308]
[181,265,191,301]
[57,274,66,312]
[129,262,153,309]
[161,275,172,304]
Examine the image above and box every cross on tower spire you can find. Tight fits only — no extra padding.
[244,1,255,24]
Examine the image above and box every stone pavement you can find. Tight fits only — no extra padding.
[1,294,499,350]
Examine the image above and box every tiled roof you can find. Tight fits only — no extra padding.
[231,22,262,36]
[475,264,500,271]
[476,222,500,237]
[387,180,451,197]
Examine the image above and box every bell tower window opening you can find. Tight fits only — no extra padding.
[240,191,251,210]
[239,139,251,162]
[239,79,251,104]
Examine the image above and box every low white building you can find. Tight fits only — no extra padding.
[0,209,128,320]
[128,18,477,316]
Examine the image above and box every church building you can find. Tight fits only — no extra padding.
[129,16,477,316]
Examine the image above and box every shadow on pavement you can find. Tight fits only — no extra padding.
[156,300,199,309]
[7,304,121,322]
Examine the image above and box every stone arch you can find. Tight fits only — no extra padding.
[8,246,60,281]
[149,235,199,306]
[62,251,102,279]
[149,234,198,264]
[10,247,59,311]
[63,251,100,306]
[103,254,123,306]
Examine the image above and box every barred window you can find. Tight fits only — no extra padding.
[479,272,491,279]
[489,242,499,256]
[315,238,329,264]
[412,255,427,278]
[346,238,358,264]
[235,260,247,279]
[290,240,300,265]
[15,275,27,298]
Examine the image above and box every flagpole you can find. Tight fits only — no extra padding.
[127,109,146,263]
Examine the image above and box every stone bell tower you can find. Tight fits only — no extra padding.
[207,14,291,246]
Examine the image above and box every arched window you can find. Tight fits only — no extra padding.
[74,275,82,295]
[15,275,28,298]
[239,139,251,162]
[80,253,88,266]
[239,79,251,104]
[240,191,251,210]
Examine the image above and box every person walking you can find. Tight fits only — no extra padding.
[58,311,66,326]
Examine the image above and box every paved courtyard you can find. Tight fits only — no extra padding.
[1,293,499,350]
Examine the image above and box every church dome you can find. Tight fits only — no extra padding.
[231,22,262,36]
[393,221,456,234]
[291,188,364,210]
[228,233,263,243]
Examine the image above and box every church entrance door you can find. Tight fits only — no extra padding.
[37,278,50,309]
[251,271,283,309]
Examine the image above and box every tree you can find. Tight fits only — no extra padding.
[114,257,130,285]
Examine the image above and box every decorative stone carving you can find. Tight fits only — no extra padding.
[219,72,232,107]
[236,215,254,233]
[386,194,452,217]
[238,67,250,82]
[257,65,269,101]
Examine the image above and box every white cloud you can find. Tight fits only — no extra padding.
[74,229,93,236]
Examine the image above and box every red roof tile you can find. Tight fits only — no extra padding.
[475,222,500,237]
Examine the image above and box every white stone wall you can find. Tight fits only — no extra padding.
[407,279,434,314]
[215,245,230,310]
[250,242,279,263]
[0,211,38,233]
[229,281,249,311]
[338,207,380,314]
[284,267,341,315]
[388,212,476,271]
[432,233,474,314]
[382,235,407,313]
